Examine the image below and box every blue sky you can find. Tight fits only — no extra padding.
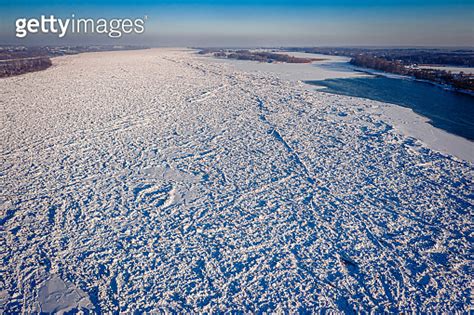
[1,0,473,46]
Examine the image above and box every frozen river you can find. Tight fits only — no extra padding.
[308,76,474,141]
[1,48,472,313]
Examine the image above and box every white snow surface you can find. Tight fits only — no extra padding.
[0,48,473,313]
[202,51,474,162]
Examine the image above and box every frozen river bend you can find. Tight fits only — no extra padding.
[1,48,472,312]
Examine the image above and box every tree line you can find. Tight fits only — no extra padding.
[0,57,52,77]
[199,49,319,63]
[350,55,474,91]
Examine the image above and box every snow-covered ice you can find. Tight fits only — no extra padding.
[1,48,472,313]
[205,50,474,163]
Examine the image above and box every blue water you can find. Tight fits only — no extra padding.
[307,76,474,141]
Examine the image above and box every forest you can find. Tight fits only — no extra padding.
[0,57,52,77]
[350,54,474,91]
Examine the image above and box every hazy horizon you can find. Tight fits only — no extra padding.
[1,0,473,47]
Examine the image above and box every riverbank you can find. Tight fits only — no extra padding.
[352,67,474,97]
[0,56,52,77]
